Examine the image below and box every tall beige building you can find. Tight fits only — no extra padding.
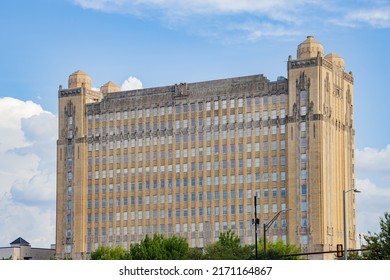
[56,36,356,259]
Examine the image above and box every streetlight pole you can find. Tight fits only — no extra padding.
[263,209,291,253]
[252,196,260,259]
[343,188,360,260]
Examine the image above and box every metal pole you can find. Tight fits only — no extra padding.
[343,190,347,260]
[343,188,360,260]
[254,196,258,259]
[263,222,266,253]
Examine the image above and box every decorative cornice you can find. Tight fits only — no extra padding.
[59,88,82,98]
[84,75,287,115]
[289,58,319,69]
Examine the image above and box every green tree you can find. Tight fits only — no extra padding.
[203,230,254,260]
[129,233,189,260]
[345,251,364,260]
[91,246,131,260]
[257,238,302,260]
[363,212,390,260]
[187,247,204,260]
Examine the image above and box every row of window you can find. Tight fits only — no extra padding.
[88,138,286,157]
[88,151,286,168]
[87,141,287,164]
[87,95,288,123]
[87,110,286,134]
[87,156,286,176]
[86,125,287,151]
[87,203,288,226]
[86,170,287,184]
[86,175,292,194]
[87,187,287,209]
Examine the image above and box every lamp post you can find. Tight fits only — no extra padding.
[343,188,360,260]
[252,196,260,259]
[263,209,291,253]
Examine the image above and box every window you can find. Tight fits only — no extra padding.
[280,94,286,103]
[175,104,181,115]
[199,102,203,112]
[302,184,307,195]
[302,218,308,228]
[271,110,276,119]
[214,101,219,110]
[280,109,286,118]
[281,124,286,134]
[230,99,235,108]
[206,101,211,111]
[222,99,227,109]
[246,96,252,106]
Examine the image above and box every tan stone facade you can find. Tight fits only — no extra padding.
[56,37,356,259]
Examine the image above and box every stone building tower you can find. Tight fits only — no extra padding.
[56,70,103,259]
[286,36,356,257]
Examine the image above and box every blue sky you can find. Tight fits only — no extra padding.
[0,0,389,248]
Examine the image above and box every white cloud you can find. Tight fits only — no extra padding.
[0,97,43,152]
[0,194,55,248]
[355,144,390,236]
[73,0,390,40]
[344,7,390,28]
[355,178,390,235]
[228,21,302,41]
[0,97,57,248]
[74,0,304,15]
[72,0,317,43]
[355,145,390,172]
[121,76,143,90]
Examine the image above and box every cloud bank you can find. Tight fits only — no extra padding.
[355,145,390,236]
[0,97,57,248]
[73,0,390,41]
[356,145,390,173]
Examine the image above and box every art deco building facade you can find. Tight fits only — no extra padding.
[56,36,356,259]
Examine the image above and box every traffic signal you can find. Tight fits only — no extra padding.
[336,244,343,258]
